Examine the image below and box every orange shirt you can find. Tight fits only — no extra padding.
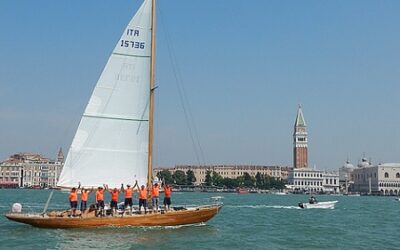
[125,187,133,198]
[69,191,78,202]
[81,191,89,202]
[139,188,147,200]
[96,190,104,201]
[111,191,119,202]
[151,186,159,197]
[164,187,172,198]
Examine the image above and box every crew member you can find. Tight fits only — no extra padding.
[138,185,148,214]
[106,185,119,216]
[80,188,91,213]
[69,187,78,217]
[121,181,138,214]
[163,184,172,212]
[151,183,160,213]
[96,186,105,216]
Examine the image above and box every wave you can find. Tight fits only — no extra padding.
[117,222,208,230]
[226,205,301,209]
[164,222,207,229]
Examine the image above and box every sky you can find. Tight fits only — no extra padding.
[0,0,399,170]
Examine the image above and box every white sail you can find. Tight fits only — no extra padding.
[58,0,152,188]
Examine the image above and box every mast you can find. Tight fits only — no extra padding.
[147,0,156,187]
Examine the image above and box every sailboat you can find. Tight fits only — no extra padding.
[6,0,222,228]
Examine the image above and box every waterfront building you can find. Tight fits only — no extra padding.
[288,168,323,192]
[0,150,64,188]
[323,171,340,193]
[293,105,308,168]
[154,165,289,185]
[287,168,339,193]
[352,158,400,195]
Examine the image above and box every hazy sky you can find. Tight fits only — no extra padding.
[0,0,399,169]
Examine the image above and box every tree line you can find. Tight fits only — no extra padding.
[156,169,286,189]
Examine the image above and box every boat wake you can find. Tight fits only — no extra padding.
[164,222,207,229]
[123,222,208,230]
[226,205,301,210]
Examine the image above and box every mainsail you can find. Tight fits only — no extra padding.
[58,0,153,188]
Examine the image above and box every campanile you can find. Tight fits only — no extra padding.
[293,105,308,168]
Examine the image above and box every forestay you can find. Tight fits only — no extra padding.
[58,0,152,188]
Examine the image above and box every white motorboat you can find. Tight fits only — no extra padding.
[272,191,288,195]
[298,201,338,209]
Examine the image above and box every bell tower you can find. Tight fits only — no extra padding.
[293,105,308,168]
[57,147,65,163]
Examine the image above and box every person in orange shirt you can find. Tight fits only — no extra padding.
[80,187,91,213]
[95,186,105,216]
[68,187,78,217]
[163,184,172,212]
[121,181,138,214]
[151,183,160,213]
[138,185,148,214]
[106,185,119,216]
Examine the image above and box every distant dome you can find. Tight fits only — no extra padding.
[358,158,370,168]
[343,161,354,169]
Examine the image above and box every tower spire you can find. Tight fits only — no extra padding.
[57,147,64,163]
[294,104,306,127]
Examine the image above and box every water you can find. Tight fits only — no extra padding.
[1,190,399,249]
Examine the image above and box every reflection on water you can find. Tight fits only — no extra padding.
[55,224,218,249]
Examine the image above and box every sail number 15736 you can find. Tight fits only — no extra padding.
[120,40,145,49]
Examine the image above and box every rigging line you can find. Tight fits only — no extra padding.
[159,20,206,165]
[53,74,89,167]
[170,46,207,165]
[159,7,206,166]
[172,47,206,165]
[154,82,160,169]
[55,76,92,186]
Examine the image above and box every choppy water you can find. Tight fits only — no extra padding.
[1,189,399,249]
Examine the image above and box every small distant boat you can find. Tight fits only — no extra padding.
[345,193,360,197]
[394,198,400,201]
[298,201,338,209]
[272,191,288,195]
[210,196,224,202]
[236,188,249,194]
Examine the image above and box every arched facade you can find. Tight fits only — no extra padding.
[352,163,400,195]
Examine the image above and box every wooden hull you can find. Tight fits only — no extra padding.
[5,205,222,229]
